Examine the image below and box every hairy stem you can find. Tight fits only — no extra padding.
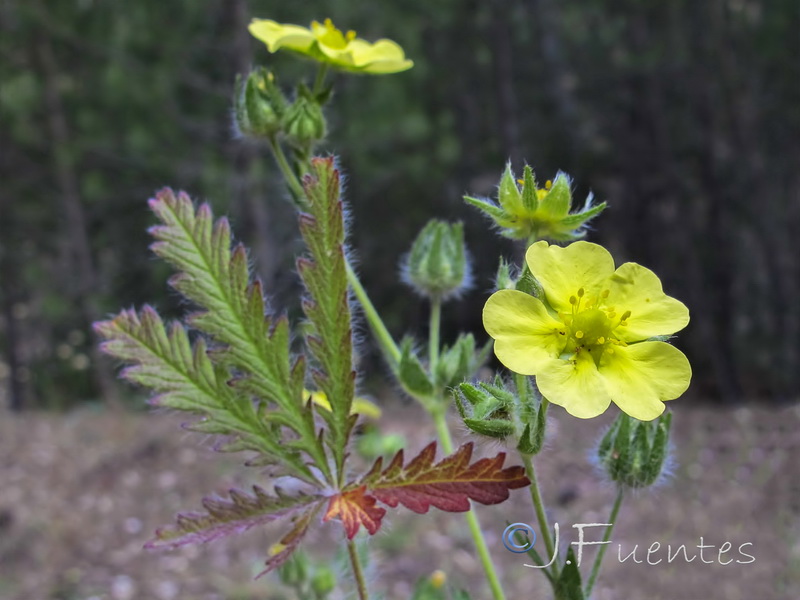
[584,487,624,597]
[345,260,401,371]
[428,297,441,380]
[520,449,559,579]
[433,410,507,600]
[347,539,370,600]
[312,63,330,97]
[268,136,307,207]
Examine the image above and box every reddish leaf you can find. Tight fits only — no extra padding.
[363,442,529,513]
[327,443,529,537]
[145,486,322,550]
[257,503,322,577]
[323,486,386,539]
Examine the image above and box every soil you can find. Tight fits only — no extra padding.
[1,399,798,600]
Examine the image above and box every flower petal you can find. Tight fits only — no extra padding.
[526,241,616,312]
[249,19,315,53]
[535,353,612,418]
[483,290,564,375]
[607,262,690,341]
[598,341,691,421]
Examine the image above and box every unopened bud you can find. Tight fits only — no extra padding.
[233,67,286,138]
[597,412,672,488]
[283,89,326,147]
[402,220,471,300]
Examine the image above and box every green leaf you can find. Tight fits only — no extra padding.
[555,547,585,600]
[145,188,329,481]
[296,157,356,480]
[399,337,435,398]
[95,307,314,481]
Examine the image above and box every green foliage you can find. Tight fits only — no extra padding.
[597,412,673,488]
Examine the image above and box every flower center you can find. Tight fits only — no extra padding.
[558,287,631,364]
[312,18,357,49]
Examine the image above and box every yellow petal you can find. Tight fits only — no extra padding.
[306,390,381,419]
[249,19,315,53]
[535,352,612,418]
[526,241,615,312]
[598,341,691,421]
[483,290,565,375]
[606,262,690,341]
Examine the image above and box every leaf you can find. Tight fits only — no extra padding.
[94,307,314,481]
[322,486,386,539]
[146,188,329,481]
[296,157,357,480]
[555,547,585,600]
[324,443,529,537]
[146,486,323,550]
[258,503,323,577]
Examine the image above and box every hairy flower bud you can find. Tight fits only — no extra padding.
[402,220,472,300]
[233,67,286,138]
[283,89,326,148]
[597,412,672,488]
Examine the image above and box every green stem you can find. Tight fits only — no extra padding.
[520,449,559,579]
[428,297,441,379]
[347,539,370,600]
[433,410,507,600]
[268,135,307,208]
[312,63,330,97]
[345,260,401,371]
[584,487,624,598]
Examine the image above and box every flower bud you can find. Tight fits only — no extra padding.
[597,412,672,488]
[277,550,308,586]
[233,67,286,138]
[402,220,471,300]
[283,88,326,148]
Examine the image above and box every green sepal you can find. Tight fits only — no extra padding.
[435,333,486,389]
[463,195,510,223]
[539,171,572,219]
[521,164,539,212]
[498,162,523,214]
[399,337,435,398]
[464,417,516,438]
[555,547,585,600]
[495,257,515,291]
[644,412,671,486]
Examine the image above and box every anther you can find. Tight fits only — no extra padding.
[545,180,552,190]
[601,289,610,298]
[621,310,632,321]
[607,312,616,319]
[346,30,356,40]
[569,296,577,305]
[577,287,585,297]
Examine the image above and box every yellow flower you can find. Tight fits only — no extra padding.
[483,241,691,421]
[305,389,382,420]
[249,18,413,74]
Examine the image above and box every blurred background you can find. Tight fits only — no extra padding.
[1,1,799,599]
[3,0,800,410]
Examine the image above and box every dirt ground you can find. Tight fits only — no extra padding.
[1,399,798,600]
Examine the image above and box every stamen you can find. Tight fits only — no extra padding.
[621,310,632,321]
[569,296,577,305]
[545,180,552,190]
[324,18,334,28]
[577,287,585,297]
[584,298,595,308]
[601,289,610,298]
[575,331,584,339]
[607,312,616,319]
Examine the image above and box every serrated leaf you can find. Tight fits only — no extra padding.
[145,188,329,481]
[322,486,386,539]
[146,486,323,550]
[94,307,313,481]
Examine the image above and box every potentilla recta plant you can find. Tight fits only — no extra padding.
[96,16,692,600]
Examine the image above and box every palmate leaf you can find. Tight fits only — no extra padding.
[146,188,329,481]
[94,307,314,481]
[296,158,357,480]
[325,442,530,538]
